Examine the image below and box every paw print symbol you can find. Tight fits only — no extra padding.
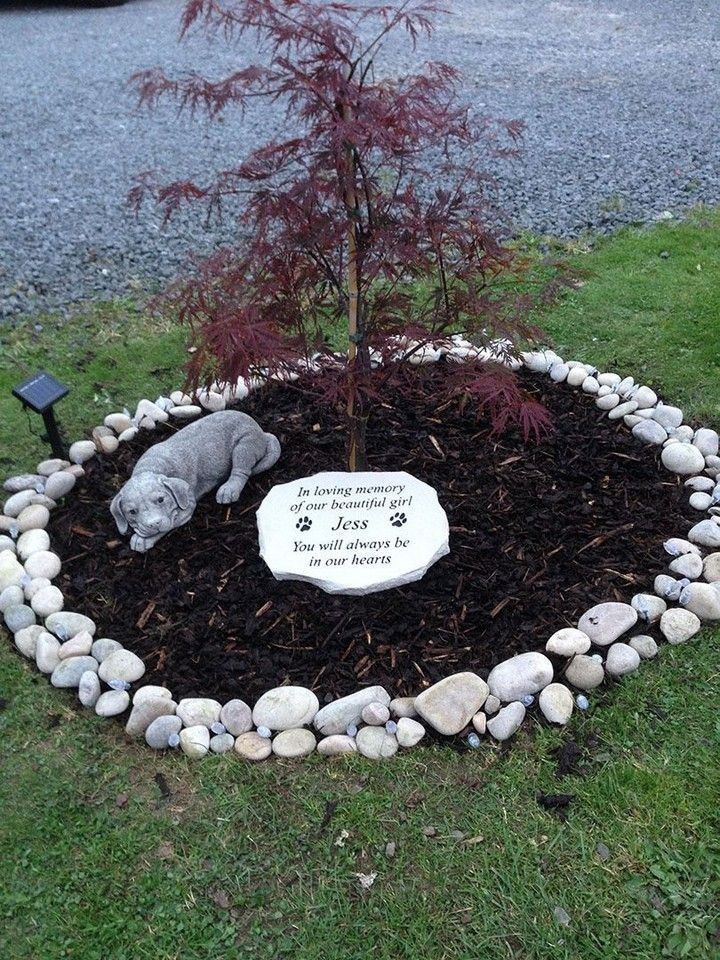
[296,516,312,532]
[390,512,407,527]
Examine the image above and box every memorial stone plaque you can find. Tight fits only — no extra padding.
[257,471,449,595]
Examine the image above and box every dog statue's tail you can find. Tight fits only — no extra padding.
[252,433,282,475]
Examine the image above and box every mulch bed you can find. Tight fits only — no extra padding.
[53,365,693,704]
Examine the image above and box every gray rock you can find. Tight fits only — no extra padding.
[685,476,715,492]
[581,376,599,394]
[389,696,418,718]
[15,504,50,533]
[632,419,667,445]
[50,655,99,688]
[654,574,685,601]
[659,608,702,644]
[597,372,621,387]
[632,385,658,409]
[176,697,222,728]
[58,630,93,660]
[29,584,63,617]
[356,726,399,759]
[361,702,391,726]
[69,440,97,464]
[3,489,40,517]
[180,725,210,759]
[0,585,24,612]
[252,685,319,731]
[95,689,131,717]
[566,366,588,387]
[35,631,61,672]
[669,553,703,579]
[4,604,36,632]
[272,728,317,758]
[220,698,253,736]
[577,602,637,646]
[607,400,638,420]
[487,652,553,701]
[4,474,45,494]
[688,492,713,511]
[234,731,272,761]
[144,714,183,749]
[16,528,50,560]
[91,638,123,662]
[661,443,705,476]
[483,694,501,715]
[317,734,358,756]
[628,635,659,659]
[24,576,51,601]
[43,471,77,501]
[663,537,701,557]
[36,458,70,476]
[396,717,426,747]
[78,670,101,707]
[14,625,44,659]
[98,649,146,684]
[24,550,62,580]
[471,712,486,735]
[652,403,683,429]
[487,701,526,741]
[538,683,574,724]
[314,685,390,737]
[45,611,96,639]
[545,627,592,656]
[564,655,605,690]
[703,553,720,582]
[414,672,489,735]
[125,697,177,737]
[209,732,235,754]
[605,643,641,677]
[0,535,16,554]
[679,582,720,620]
[596,393,619,411]
[693,428,719,457]
[688,519,720,549]
[133,685,173,705]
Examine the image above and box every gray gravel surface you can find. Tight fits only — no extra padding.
[1,0,718,319]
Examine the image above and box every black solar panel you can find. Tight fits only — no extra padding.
[12,371,69,413]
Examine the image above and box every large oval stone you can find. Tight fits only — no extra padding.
[271,728,317,758]
[98,649,146,684]
[45,611,96,640]
[538,684,574,725]
[50,656,99,688]
[176,698,222,728]
[414,672,489,736]
[487,652,553,702]
[313,686,390,737]
[355,726,399,759]
[252,686,319,731]
[577,602,637,646]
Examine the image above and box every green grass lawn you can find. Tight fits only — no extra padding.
[1,210,719,959]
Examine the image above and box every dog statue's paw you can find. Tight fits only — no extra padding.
[130,533,155,553]
[216,478,245,504]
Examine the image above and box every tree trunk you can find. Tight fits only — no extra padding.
[343,86,369,473]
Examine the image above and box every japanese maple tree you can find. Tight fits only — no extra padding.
[131,0,560,469]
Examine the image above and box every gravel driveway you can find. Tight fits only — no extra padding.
[1,0,718,318]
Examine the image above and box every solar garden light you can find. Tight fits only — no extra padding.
[12,371,70,459]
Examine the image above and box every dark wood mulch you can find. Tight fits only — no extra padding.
[52,365,692,704]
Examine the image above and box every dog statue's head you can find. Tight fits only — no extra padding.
[110,474,196,540]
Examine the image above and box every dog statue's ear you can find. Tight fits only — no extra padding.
[110,491,129,534]
[161,476,194,512]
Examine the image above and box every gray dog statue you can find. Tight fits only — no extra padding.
[110,410,281,552]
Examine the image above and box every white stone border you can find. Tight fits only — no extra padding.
[2,338,719,761]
